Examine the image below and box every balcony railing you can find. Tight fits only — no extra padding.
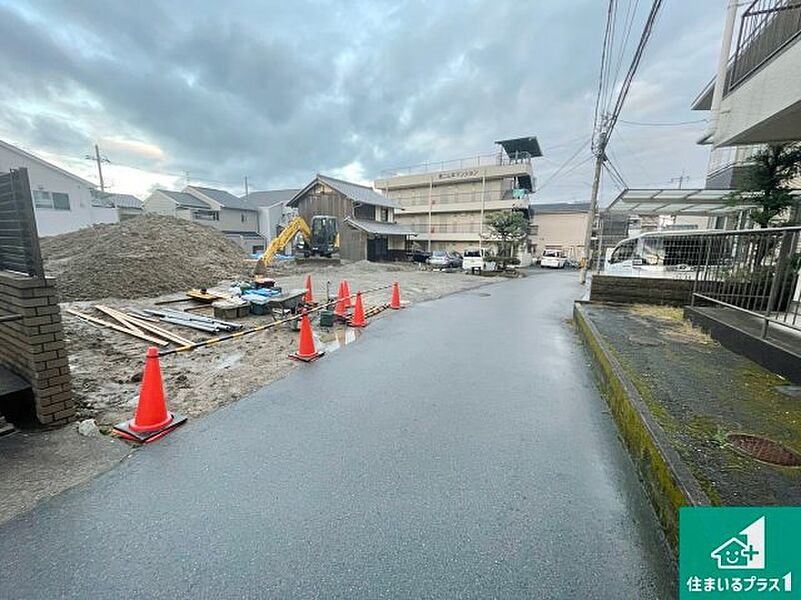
[380,152,533,178]
[404,223,483,234]
[730,0,801,92]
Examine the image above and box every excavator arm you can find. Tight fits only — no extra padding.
[255,216,312,271]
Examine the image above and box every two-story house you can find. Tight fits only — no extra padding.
[143,185,264,253]
[288,174,415,261]
[0,138,118,237]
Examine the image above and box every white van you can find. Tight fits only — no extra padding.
[463,247,488,273]
[540,249,567,268]
[604,230,725,278]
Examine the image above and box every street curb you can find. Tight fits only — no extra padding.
[573,302,710,554]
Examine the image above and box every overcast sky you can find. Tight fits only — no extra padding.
[0,0,728,204]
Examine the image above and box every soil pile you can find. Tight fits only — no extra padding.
[41,215,251,300]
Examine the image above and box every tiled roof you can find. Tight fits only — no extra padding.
[159,189,211,209]
[187,186,258,211]
[344,217,416,236]
[530,202,590,214]
[317,174,398,208]
[105,193,143,209]
[242,189,299,207]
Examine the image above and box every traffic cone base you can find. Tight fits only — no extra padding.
[289,349,325,362]
[112,346,186,444]
[113,412,187,443]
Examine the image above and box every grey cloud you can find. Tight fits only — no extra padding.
[0,0,728,198]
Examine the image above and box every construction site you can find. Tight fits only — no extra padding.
[37,215,490,429]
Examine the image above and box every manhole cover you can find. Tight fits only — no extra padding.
[727,434,801,467]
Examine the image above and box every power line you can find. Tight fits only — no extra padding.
[535,137,592,193]
[581,0,664,284]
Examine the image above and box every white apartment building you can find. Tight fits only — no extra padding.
[374,137,541,252]
[693,1,801,148]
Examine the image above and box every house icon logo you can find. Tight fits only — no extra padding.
[710,516,765,570]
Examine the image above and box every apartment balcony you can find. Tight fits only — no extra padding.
[693,0,801,146]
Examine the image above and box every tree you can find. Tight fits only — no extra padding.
[485,210,529,269]
[727,143,801,227]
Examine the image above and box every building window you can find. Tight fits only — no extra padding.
[241,213,249,223]
[33,190,71,211]
[193,209,219,221]
[380,208,389,222]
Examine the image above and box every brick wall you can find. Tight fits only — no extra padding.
[0,270,74,425]
[590,274,695,306]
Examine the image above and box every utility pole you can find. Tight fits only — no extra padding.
[244,176,249,200]
[85,144,110,193]
[670,170,689,189]
[579,131,606,285]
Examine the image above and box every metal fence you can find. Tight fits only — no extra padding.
[0,168,44,277]
[380,152,533,178]
[730,0,801,92]
[691,226,801,337]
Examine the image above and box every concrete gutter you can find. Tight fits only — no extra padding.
[573,302,710,554]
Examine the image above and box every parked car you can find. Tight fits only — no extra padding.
[407,247,431,263]
[428,250,461,269]
[540,250,567,268]
[462,247,488,273]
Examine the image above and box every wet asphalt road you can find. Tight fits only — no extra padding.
[0,271,674,598]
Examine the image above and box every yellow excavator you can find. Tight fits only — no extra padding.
[254,215,339,272]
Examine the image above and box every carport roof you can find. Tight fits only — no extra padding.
[604,188,756,216]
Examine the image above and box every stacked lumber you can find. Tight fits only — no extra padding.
[66,305,195,347]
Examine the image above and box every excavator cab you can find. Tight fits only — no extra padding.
[308,215,339,258]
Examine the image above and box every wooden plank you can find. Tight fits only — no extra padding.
[95,305,194,346]
[94,305,147,336]
[117,312,194,346]
[66,309,168,346]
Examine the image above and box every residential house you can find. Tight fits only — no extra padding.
[242,189,299,244]
[0,138,117,236]
[374,137,541,252]
[143,185,264,253]
[529,202,590,260]
[92,191,144,221]
[288,174,414,261]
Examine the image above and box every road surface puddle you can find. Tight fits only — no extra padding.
[317,326,361,353]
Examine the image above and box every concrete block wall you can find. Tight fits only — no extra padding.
[0,270,74,425]
[590,274,695,306]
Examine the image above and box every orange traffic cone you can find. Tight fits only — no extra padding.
[390,281,402,309]
[113,347,186,443]
[341,280,352,308]
[304,274,314,303]
[333,282,349,320]
[349,291,367,327]
[289,311,324,362]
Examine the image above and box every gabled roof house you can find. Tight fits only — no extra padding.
[288,174,414,262]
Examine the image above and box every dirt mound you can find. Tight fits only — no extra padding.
[40,215,251,301]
